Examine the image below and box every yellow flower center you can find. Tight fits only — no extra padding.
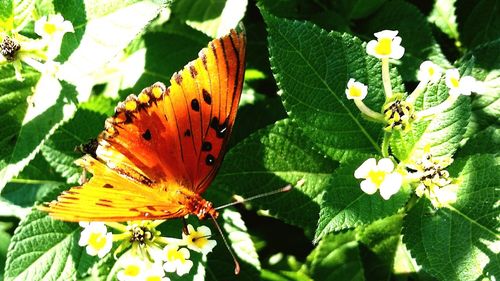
[450,77,460,88]
[124,265,141,277]
[349,86,362,97]
[428,67,435,77]
[167,248,186,263]
[190,233,208,249]
[146,276,161,281]
[43,23,57,35]
[367,170,386,186]
[375,38,392,55]
[88,232,107,250]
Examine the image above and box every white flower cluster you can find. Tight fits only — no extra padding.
[343,30,479,204]
[78,222,217,281]
[0,14,73,81]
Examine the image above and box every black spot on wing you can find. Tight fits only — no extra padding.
[202,141,212,151]
[202,89,212,105]
[191,99,200,112]
[206,154,215,166]
[142,129,152,141]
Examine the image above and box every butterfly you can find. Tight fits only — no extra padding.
[41,29,246,223]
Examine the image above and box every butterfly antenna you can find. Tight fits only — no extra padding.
[215,184,293,210]
[210,215,240,275]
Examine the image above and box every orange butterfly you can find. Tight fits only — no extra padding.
[41,30,246,223]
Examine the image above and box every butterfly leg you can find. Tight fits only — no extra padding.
[182,217,190,235]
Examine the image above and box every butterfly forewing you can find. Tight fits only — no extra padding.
[42,30,246,222]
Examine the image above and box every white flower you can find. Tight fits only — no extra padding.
[445,68,477,96]
[162,244,193,276]
[345,78,368,100]
[182,225,217,255]
[117,256,146,281]
[366,30,405,60]
[34,14,74,59]
[35,14,74,40]
[78,222,113,258]
[354,158,403,200]
[417,61,442,83]
[432,184,458,208]
[144,262,170,281]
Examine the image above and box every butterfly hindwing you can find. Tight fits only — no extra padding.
[45,156,191,222]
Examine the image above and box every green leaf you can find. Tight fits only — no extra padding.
[390,78,471,162]
[457,0,500,49]
[172,0,248,38]
[315,159,410,242]
[1,153,65,217]
[332,0,388,20]
[403,154,500,281]
[13,0,35,32]
[229,90,287,148]
[0,65,45,191]
[428,0,459,40]
[0,0,14,31]
[0,78,77,192]
[462,39,500,138]
[456,126,500,159]
[41,108,107,184]
[4,210,85,281]
[56,0,162,97]
[300,230,364,281]
[0,226,11,278]
[263,10,390,162]
[129,21,210,93]
[356,214,405,279]
[212,119,338,236]
[357,0,450,81]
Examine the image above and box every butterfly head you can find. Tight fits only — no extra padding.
[192,199,218,220]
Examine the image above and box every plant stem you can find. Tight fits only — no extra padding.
[381,131,391,157]
[354,99,385,121]
[381,58,393,99]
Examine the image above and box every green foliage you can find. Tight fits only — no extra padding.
[403,154,499,280]
[1,0,498,280]
[263,11,388,162]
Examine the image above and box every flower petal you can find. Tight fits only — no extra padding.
[360,179,378,195]
[379,173,403,200]
[354,158,376,179]
[366,40,379,58]
[377,158,395,173]
[374,30,398,39]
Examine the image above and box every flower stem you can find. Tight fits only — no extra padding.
[105,222,128,232]
[407,80,428,104]
[381,131,391,158]
[354,99,385,121]
[381,58,393,99]
[155,236,184,246]
[416,95,458,120]
[112,233,131,242]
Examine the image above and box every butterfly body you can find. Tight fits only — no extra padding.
[42,30,245,222]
